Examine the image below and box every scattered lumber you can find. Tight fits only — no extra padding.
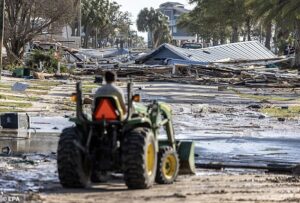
[71,61,300,88]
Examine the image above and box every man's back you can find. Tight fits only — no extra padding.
[94,83,126,114]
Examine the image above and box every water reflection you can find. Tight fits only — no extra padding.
[0,133,59,154]
[195,137,300,166]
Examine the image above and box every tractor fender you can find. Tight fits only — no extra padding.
[123,117,152,133]
[123,117,159,153]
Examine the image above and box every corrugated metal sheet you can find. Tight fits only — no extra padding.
[137,41,278,64]
[166,41,277,62]
[79,48,129,59]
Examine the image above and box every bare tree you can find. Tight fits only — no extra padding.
[4,0,77,63]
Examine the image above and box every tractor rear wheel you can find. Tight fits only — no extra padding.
[155,147,179,184]
[123,127,157,189]
[57,127,91,188]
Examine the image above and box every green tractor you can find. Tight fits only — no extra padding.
[57,81,195,189]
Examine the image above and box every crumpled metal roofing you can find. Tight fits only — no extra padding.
[137,41,277,64]
[78,48,129,59]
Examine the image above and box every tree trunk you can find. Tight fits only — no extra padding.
[212,38,218,46]
[273,24,278,54]
[152,31,155,48]
[220,37,225,45]
[6,39,25,64]
[220,30,226,44]
[153,30,161,48]
[294,20,300,70]
[83,26,90,48]
[231,24,239,43]
[197,34,200,43]
[205,38,210,47]
[259,24,263,43]
[94,28,98,49]
[71,21,77,36]
[265,22,272,50]
[246,18,251,41]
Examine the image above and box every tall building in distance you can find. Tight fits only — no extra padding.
[159,2,196,45]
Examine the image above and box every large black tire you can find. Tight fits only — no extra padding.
[57,127,91,188]
[155,146,179,184]
[123,127,157,189]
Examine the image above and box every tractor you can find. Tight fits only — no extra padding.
[57,81,195,189]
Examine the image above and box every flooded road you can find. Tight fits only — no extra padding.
[1,82,300,194]
[1,133,300,193]
[196,137,300,166]
[0,134,58,154]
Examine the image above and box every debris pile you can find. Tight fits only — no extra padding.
[68,40,297,88]
[167,64,300,88]
[135,41,279,65]
[72,62,298,88]
[6,40,298,89]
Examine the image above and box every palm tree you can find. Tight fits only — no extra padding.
[82,0,111,48]
[247,0,300,67]
[137,8,171,48]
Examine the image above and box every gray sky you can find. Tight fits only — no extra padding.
[114,0,195,39]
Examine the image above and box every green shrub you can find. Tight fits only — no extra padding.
[28,50,60,73]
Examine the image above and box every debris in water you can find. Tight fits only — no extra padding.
[2,146,11,156]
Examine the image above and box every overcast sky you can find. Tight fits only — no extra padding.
[114,0,195,39]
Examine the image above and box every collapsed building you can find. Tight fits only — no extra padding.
[135,41,280,66]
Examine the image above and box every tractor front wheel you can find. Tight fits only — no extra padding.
[155,147,179,184]
[123,127,157,189]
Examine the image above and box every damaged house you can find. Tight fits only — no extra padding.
[136,41,278,66]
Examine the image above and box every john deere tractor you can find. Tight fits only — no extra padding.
[57,81,195,189]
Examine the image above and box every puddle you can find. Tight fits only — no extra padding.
[194,137,300,166]
[0,135,59,154]
[0,116,71,154]
[30,116,74,134]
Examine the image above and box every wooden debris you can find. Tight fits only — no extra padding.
[71,63,300,88]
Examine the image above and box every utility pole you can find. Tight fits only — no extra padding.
[78,0,82,48]
[0,0,5,81]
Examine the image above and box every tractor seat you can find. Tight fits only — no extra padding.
[93,96,125,121]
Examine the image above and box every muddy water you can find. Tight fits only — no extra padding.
[1,106,299,168]
[195,137,300,166]
[0,134,59,154]
[0,116,71,154]
[0,133,59,193]
[2,133,300,167]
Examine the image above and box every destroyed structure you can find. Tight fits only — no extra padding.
[136,41,279,65]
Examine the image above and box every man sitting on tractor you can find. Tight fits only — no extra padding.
[93,71,126,115]
[58,71,195,190]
